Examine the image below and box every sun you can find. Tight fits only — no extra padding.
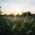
[14,10,22,15]
[13,8,22,15]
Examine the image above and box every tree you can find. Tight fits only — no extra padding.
[4,14,7,16]
[9,13,15,17]
[22,12,27,17]
[27,11,31,16]
[0,6,2,15]
[16,13,21,17]
[22,11,31,17]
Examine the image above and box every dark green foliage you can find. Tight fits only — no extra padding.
[0,16,35,35]
[22,11,32,17]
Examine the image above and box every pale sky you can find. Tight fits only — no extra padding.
[0,0,35,14]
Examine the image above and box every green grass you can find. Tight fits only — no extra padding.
[0,16,35,35]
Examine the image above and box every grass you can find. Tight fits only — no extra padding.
[0,16,35,35]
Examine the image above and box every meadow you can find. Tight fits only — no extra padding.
[0,16,35,35]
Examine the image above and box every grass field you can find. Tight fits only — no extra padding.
[0,16,35,35]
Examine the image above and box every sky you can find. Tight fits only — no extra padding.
[0,0,35,14]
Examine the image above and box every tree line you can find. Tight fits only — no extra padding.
[0,11,34,17]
